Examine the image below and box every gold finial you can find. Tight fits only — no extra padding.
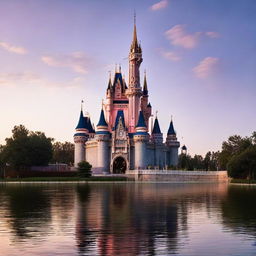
[155,110,158,118]
[171,115,173,121]
[119,64,121,73]
[134,10,136,25]
[115,63,117,73]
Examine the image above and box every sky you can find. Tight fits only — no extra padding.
[0,0,255,156]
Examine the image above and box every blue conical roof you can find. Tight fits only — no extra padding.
[76,110,87,129]
[167,120,176,135]
[97,109,108,127]
[136,111,146,128]
[86,117,95,133]
[152,117,161,134]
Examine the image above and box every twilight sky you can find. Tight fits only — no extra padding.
[0,0,255,156]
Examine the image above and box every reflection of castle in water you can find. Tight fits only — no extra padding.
[75,184,228,255]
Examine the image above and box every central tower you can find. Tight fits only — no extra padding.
[126,17,143,133]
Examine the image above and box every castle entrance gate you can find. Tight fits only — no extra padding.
[113,157,127,174]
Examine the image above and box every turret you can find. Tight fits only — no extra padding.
[74,109,89,167]
[140,72,151,128]
[95,109,111,173]
[134,111,149,169]
[152,116,164,168]
[126,15,143,133]
[105,73,113,126]
[181,145,187,155]
[166,119,180,166]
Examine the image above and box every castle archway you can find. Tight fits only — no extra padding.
[113,156,127,174]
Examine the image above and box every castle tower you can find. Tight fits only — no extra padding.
[74,109,89,167]
[95,108,111,173]
[134,111,149,169]
[140,72,152,128]
[152,117,164,168]
[105,73,113,126]
[126,17,143,133]
[166,119,180,166]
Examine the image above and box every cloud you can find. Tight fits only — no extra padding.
[193,57,219,79]
[41,52,92,74]
[205,31,220,38]
[0,72,84,88]
[150,0,168,11]
[165,25,201,49]
[159,49,181,61]
[0,41,27,54]
[165,25,219,49]
[0,72,40,85]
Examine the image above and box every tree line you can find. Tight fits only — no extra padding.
[178,132,256,179]
[0,125,74,169]
[1,125,256,180]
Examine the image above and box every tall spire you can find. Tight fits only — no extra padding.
[130,11,139,52]
[143,70,148,96]
[107,71,112,90]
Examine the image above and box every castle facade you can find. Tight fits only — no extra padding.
[74,22,180,173]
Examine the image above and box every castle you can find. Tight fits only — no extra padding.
[74,21,180,173]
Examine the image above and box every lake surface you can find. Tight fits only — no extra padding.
[0,183,256,256]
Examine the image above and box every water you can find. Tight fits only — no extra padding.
[0,183,256,256]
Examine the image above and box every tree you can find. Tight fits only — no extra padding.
[1,125,53,169]
[52,141,74,165]
[77,161,92,178]
[227,145,256,179]
[219,135,252,169]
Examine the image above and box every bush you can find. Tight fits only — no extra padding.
[77,161,92,178]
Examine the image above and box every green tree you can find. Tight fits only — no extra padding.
[52,141,74,165]
[77,161,92,178]
[227,145,256,179]
[1,125,53,169]
[219,135,252,169]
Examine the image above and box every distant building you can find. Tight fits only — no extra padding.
[74,20,180,173]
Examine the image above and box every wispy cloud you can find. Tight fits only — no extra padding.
[0,41,27,54]
[205,31,220,38]
[193,57,219,79]
[0,72,84,88]
[0,72,39,85]
[159,48,181,61]
[150,0,168,11]
[41,52,92,74]
[165,25,219,49]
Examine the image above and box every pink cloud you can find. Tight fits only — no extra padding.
[165,25,220,49]
[0,41,27,54]
[193,57,219,79]
[150,0,168,11]
[41,52,92,74]
[165,25,201,49]
[159,49,181,61]
[205,31,220,38]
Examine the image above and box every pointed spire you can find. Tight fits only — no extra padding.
[152,117,161,134]
[76,110,87,130]
[143,70,148,96]
[167,119,176,135]
[107,71,112,89]
[130,11,139,51]
[136,110,147,128]
[97,109,108,127]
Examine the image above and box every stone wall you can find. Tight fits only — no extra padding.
[126,170,228,183]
